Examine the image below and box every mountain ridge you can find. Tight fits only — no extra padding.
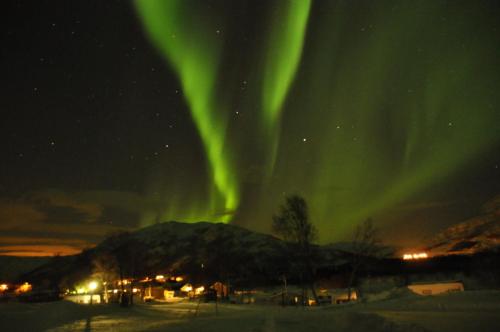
[425,195,500,255]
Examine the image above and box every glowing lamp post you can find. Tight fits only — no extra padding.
[88,281,98,305]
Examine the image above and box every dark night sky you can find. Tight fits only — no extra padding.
[1,0,499,256]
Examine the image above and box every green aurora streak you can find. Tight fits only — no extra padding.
[135,1,500,241]
[134,0,312,223]
[261,0,311,171]
[135,0,238,222]
[271,0,499,239]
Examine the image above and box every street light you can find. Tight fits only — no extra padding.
[88,281,98,291]
[88,281,98,305]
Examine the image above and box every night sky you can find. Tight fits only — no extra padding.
[1,0,499,256]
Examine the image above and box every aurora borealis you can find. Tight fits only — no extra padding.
[134,0,500,238]
[135,0,239,222]
[1,0,499,255]
[134,0,313,221]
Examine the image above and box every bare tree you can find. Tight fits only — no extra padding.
[347,218,381,301]
[91,252,119,303]
[99,232,130,306]
[272,195,319,305]
[100,231,148,306]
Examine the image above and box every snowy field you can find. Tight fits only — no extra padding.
[1,291,499,332]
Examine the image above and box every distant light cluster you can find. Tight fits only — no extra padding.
[403,252,428,260]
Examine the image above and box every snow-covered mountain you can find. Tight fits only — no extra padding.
[425,195,500,255]
[99,221,290,282]
[21,221,293,287]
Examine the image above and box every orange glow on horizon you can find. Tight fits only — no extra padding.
[0,244,87,257]
[403,252,428,260]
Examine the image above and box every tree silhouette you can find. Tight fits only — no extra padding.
[100,231,149,306]
[272,195,319,305]
[347,218,382,301]
[91,252,119,303]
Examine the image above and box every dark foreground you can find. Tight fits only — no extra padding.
[1,291,499,332]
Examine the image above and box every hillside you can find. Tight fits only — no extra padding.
[425,195,500,255]
[0,256,50,281]
[20,221,294,288]
[11,217,500,294]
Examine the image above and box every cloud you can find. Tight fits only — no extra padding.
[30,189,103,223]
[0,199,46,229]
[0,188,193,256]
[0,236,90,246]
[0,234,92,257]
[3,189,152,228]
[0,189,147,256]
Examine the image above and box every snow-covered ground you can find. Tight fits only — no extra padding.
[346,290,500,332]
[1,290,499,332]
